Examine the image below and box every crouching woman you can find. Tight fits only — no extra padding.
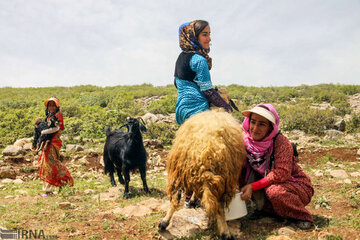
[36,97,73,197]
[240,104,314,230]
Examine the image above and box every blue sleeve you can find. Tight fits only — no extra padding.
[190,54,213,91]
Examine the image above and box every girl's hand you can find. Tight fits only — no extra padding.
[240,184,253,201]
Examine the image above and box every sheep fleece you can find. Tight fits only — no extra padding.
[166,110,245,218]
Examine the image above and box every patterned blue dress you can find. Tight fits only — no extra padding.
[175,54,213,125]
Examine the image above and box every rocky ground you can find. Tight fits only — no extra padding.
[1,133,360,239]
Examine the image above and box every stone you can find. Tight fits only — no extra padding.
[277,226,296,236]
[357,149,360,156]
[143,139,163,149]
[329,169,349,178]
[350,172,360,177]
[267,235,292,240]
[15,189,28,195]
[325,130,344,139]
[1,178,14,184]
[0,166,17,179]
[59,202,72,209]
[314,170,324,177]
[344,179,352,184]
[0,184,5,189]
[23,143,33,151]
[142,113,158,123]
[13,138,30,147]
[2,145,24,156]
[84,189,95,195]
[13,179,24,184]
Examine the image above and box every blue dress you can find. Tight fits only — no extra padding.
[175,54,213,125]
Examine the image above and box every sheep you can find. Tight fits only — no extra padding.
[158,110,246,240]
[210,87,239,111]
[103,117,150,199]
[32,115,59,152]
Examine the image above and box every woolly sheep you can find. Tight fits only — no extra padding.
[158,110,246,240]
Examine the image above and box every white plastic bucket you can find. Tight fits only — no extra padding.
[224,192,248,221]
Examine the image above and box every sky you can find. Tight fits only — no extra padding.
[0,0,359,88]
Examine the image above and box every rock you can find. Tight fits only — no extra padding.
[350,172,360,177]
[118,205,153,217]
[159,208,208,240]
[357,149,360,156]
[15,189,28,195]
[267,235,292,240]
[278,227,295,236]
[314,170,324,177]
[325,130,344,139]
[79,156,89,165]
[59,202,72,209]
[13,179,24,184]
[310,102,336,111]
[13,138,31,147]
[1,178,14,184]
[329,169,349,179]
[23,143,33,151]
[144,139,163,149]
[84,189,95,195]
[2,145,24,156]
[4,156,24,163]
[0,184,5,189]
[344,179,352,184]
[142,113,158,123]
[5,195,16,199]
[76,145,84,152]
[0,166,17,179]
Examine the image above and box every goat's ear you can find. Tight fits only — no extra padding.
[229,99,239,111]
[139,123,147,134]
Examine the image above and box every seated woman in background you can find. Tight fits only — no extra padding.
[240,103,314,230]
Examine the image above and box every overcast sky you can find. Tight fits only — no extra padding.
[0,0,359,88]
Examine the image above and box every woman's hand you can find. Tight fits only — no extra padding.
[240,184,253,201]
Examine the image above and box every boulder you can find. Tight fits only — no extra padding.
[334,119,346,132]
[0,166,17,179]
[329,169,348,179]
[2,145,24,156]
[142,113,159,123]
[325,130,344,139]
[144,139,163,149]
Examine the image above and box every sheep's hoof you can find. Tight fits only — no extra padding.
[123,192,130,199]
[158,221,169,231]
[220,233,234,240]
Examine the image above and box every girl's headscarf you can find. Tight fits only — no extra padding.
[178,21,212,70]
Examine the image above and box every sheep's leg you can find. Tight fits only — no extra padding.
[123,168,131,199]
[116,167,125,185]
[139,166,150,194]
[216,206,234,240]
[158,190,182,230]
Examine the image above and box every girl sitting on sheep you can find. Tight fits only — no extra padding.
[240,104,314,230]
[174,20,233,207]
[35,97,73,197]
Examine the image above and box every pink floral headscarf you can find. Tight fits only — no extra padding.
[242,103,280,156]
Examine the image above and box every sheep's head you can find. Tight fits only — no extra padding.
[120,117,147,134]
[211,87,239,111]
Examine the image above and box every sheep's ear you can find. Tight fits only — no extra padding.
[229,99,239,111]
[139,123,147,134]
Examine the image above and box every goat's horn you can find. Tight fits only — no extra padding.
[137,117,146,125]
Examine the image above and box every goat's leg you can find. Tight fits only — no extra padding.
[123,168,131,199]
[116,166,125,185]
[139,166,150,194]
[158,190,182,230]
[216,205,234,240]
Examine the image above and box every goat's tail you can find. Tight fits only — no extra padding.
[200,171,224,221]
[105,125,111,137]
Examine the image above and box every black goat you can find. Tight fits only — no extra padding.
[103,117,150,199]
[33,115,59,151]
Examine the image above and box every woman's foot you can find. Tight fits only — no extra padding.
[296,220,312,230]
